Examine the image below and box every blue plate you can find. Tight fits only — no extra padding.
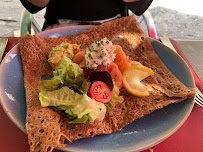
[0,26,195,152]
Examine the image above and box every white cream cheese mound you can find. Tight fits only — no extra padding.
[85,38,117,69]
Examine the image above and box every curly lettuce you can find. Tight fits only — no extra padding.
[39,86,106,123]
[42,56,89,93]
[105,82,124,115]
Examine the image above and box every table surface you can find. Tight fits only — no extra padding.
[0,37,202,152]
[177,40,203,83]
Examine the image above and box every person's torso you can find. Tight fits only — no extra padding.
[46,0,123,21]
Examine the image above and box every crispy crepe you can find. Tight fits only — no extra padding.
[18,15,196,152]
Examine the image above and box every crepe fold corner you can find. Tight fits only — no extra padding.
[18,15,196,152]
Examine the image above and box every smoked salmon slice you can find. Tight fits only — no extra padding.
[114,45,131,73]
[108,63,122,89]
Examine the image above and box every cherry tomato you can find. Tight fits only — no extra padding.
[90,81,112,103]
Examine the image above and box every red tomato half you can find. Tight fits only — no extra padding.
[90,81,112,103]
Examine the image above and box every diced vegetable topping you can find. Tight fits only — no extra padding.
[48,42,80,69]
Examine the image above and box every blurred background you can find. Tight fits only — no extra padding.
[1,0,203,40]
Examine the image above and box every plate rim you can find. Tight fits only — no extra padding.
[0,44,27,134]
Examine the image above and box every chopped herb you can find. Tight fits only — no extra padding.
[92,49,97,52]
[104,91,107,94]
[140,49,144,53]
[114,50,118,53]
[102,51,106,55]
[124,92,130,96]
[99,55,103,58]
[106,40,109,44]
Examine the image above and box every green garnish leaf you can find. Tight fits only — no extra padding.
[39,87,106,123]
[105,82,124,115]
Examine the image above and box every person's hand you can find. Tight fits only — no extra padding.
[27,0,50,7]
[123,0,141,2]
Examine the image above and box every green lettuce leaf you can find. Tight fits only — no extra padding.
[39,86,106,123]
[105,82,124,115]
[60,56,84,88]
[42,56,87,92]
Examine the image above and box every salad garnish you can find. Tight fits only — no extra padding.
[38,38,154,123]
